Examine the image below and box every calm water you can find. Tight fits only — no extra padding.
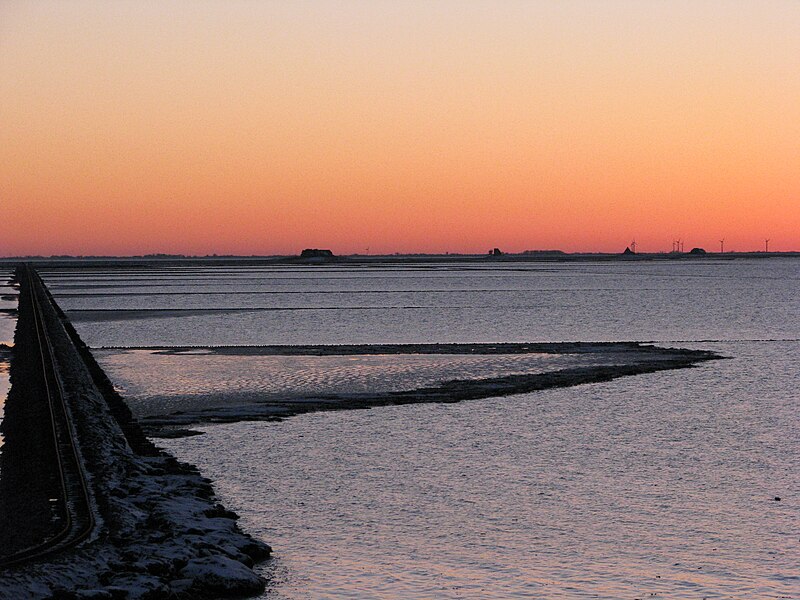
[164,341,798,599]
[0,270,17,447]
[40,259,800,598]
[0,277,16,347]
[44,260,798,346]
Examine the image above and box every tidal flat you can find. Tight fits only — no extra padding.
[33,258,800,598]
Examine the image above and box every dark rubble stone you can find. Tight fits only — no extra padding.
[180,555,266,596]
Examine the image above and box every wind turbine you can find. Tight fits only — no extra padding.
[719,239,724,254]
[765,239,770,253]
[630,239,637,254]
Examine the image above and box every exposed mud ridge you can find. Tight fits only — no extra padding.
[139,344,721,438]
[108,341,704,356]
[0,269,270,600]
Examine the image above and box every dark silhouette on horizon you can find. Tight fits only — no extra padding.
[300,249,334,258]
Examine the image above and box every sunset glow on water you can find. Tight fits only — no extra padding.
[39,260,800,598]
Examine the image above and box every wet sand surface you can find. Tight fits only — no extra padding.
[92,343,715,435]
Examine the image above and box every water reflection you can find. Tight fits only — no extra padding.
[0,314,15,348]
[0,271,15,449]
[0,360,8,448]
[95,350,624,417]
[41,260,800,347]
[36,261,800,598]
[160,341,799,599]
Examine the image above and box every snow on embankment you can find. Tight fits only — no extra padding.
[0,272,270,600]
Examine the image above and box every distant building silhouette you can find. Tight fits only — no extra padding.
[300,249,334,258]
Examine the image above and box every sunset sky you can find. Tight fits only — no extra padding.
[2,1,799,256]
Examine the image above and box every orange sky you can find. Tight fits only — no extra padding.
[1,1,799,255]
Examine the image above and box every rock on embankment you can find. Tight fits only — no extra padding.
[0,269,270,600]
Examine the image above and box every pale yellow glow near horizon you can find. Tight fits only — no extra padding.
[1,1,799,255]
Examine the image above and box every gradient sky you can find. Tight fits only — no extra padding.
[2,1,799,255]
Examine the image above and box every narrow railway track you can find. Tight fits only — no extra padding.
[0,268,96,568]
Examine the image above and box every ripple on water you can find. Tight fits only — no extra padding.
[159,341,799,599]
[95,351,628,417]
[39,261,800,597]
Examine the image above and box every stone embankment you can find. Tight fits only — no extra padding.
[0,268,270,600]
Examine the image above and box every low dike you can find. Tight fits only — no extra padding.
[0,268,270,599]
